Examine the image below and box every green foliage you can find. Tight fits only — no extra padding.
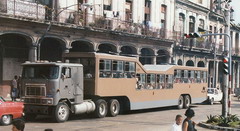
[206,114,240,127]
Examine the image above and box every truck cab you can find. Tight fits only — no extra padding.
[21,61,95,122]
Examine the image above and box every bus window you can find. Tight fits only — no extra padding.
[183,70,188,83]
[203,71,207,83]
[140,74,146,89]
[113,61,124,78]
[159,74,165,89]
[147,74,156,89]
[167,75,173,89]
[196,71,201,83]
[174,70,181,83]
[99,59,112,78]
[125,62,136,78]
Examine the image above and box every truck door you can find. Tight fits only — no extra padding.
[60,67,74,99]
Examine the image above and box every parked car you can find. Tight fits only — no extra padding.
[0,96,24,125]
[207,88,223,105]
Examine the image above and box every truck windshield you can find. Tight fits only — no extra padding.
[22,65,59,79]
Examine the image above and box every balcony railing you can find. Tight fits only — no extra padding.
[0,0,45,20]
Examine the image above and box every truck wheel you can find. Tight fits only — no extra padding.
[53,102,69,123]
[94,99,108,118]
[108,99,120,117]
[183,95,191,108]
[0,115,12,125]
[178,96,184,109]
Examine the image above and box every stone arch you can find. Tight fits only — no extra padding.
[186,60,194,66]
[70,39,94,52]
[39,36,67,61]
[139,48,154,65]
[156,49,170,64]
[177,59,183,65]
[0,32,33,84]
[97,42,117,54]
[197,61,205,67]
[120,46,137,56]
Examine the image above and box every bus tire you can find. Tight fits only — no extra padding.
[108,99,120,117]
[178,96,184,109]
[53,102,69,123]
[94,99,108,118]
[183,95,191,108]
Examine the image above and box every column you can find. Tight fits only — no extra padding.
[215,61,219,88]
[28,45,37,62]
[153,55,157,65]
[64,48,70,63]
[237,63,240,89]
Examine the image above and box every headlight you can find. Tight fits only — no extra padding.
[47,99,52,104]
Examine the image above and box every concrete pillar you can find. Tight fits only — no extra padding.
[28,45,37,62]
[237,63,240,89]
[215,61,219,86]
[64,48,70,63]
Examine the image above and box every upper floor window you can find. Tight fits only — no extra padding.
[104,0,112,10]
[161,5,167,13]
[199,19,204,29]
[189,16,195,33]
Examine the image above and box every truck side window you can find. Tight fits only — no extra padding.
[62,67,71,78]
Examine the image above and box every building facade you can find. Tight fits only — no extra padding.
[0,0,240,97]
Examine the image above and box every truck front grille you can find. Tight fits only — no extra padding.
[26,86,46,96]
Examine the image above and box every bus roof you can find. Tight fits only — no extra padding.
[22,61,83,67]
[144,64,207,72]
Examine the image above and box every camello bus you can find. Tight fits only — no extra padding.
[21,52,207,122]
[64,52,208,112]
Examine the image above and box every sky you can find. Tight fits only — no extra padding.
[231,0,240,24]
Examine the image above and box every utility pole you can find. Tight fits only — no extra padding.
[218,0,231,117]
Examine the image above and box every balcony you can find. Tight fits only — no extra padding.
[0,0,45,20]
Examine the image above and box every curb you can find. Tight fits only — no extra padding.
[198,122,240,131]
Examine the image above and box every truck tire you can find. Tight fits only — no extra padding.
[108,99,120,117]
[0,115,12,125]
[53,102,69,123]
[183,95,191,108]
[94,99,108,118]
[178,95,184,109]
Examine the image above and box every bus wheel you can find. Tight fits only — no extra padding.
[183,95,191,108]
[108,99,120,117]
[94,99,108,118]
[178,96,184,109]
[53,102,69,123]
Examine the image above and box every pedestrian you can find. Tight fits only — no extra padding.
[171,114,183,131]
[12,119,25,131]
[11,75,18,101]
[182,108,197,131]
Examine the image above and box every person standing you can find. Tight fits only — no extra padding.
[182,108,197,131]
[171,114,183,131]
[11,75,18,101]
[12,119,25,131]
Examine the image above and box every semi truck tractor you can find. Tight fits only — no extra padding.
[21,61,98,122]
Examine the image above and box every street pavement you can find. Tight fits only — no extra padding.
[2,97,239,131]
